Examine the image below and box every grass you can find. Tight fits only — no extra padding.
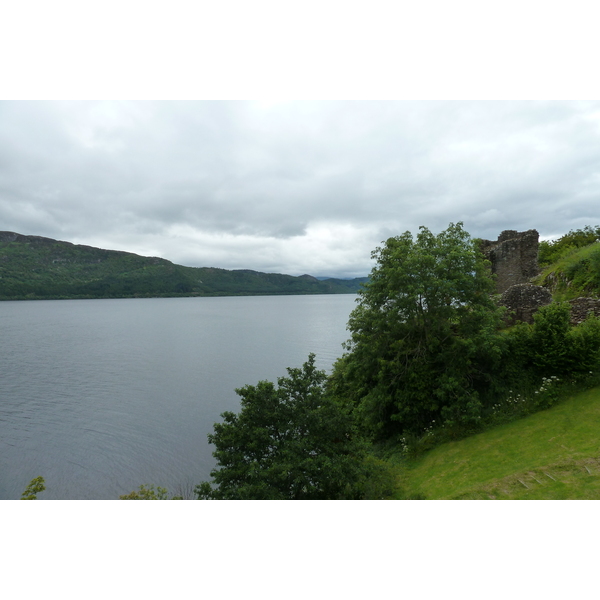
[392,385,600,499]
[535,243,600,300]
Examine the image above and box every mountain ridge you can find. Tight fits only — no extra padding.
[0,231,368,300]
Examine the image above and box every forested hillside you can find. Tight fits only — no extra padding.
[0,232,367,300]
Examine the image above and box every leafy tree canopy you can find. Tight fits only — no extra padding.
[331,222,505,438]
[196,354,389,500]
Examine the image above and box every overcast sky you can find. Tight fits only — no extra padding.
[2,100,600,278]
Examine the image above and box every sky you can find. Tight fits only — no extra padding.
[2,100,600,278]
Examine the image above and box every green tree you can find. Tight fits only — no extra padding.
[332,222,505,438]
[505,302,600,377]
[119,484,171,500]
[21,476,46,500]
[196,354,388,499]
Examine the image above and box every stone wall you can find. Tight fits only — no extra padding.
[500,283,553,325]
[480,229,540,294]
[568,297,600,325]
[480,229,600,326]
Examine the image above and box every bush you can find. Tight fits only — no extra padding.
[538,225,600,266]
[196,354,389,499]
[514,302,600,377]
[119,484,172,500]
[21,476,46,500]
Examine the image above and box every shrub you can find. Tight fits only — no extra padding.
[21,476,46,500]
[196,354,388,499]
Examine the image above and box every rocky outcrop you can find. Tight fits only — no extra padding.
[0,231,56,244]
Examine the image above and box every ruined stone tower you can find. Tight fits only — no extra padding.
[479,228,600,325]
[479,229,540,295]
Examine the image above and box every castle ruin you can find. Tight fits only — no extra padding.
[481,229,600,325]
[479,229,540,295]
[480,229,550,324]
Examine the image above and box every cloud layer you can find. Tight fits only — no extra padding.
[1,100,600,277]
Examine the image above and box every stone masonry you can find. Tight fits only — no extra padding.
[499,283,553,326]
[480,229,540,295]
[480,229,600,325]
[568,297,600,325]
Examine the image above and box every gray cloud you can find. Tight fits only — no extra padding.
[1,100,600,277]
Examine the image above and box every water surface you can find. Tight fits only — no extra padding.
[0,294,356,499]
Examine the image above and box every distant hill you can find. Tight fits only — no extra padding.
[0,232,368,300]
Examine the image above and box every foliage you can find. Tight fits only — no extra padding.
[536,243,600,301]
[397,383,600,499]
[331,222,505,439]
[0,233,366,300]
[503,302,600,378]
[119,484,181,499]
[538,225,600,266]
[21,476,46,500]
[196,354,390,499]
[390,310,600,462]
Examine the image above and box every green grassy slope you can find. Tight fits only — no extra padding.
[395,385,600,499]
[534,241,600,301]
[0,232,367,299]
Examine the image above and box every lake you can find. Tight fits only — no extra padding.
[0,294,357,499]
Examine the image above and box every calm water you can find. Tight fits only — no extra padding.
[0,294,357,499]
